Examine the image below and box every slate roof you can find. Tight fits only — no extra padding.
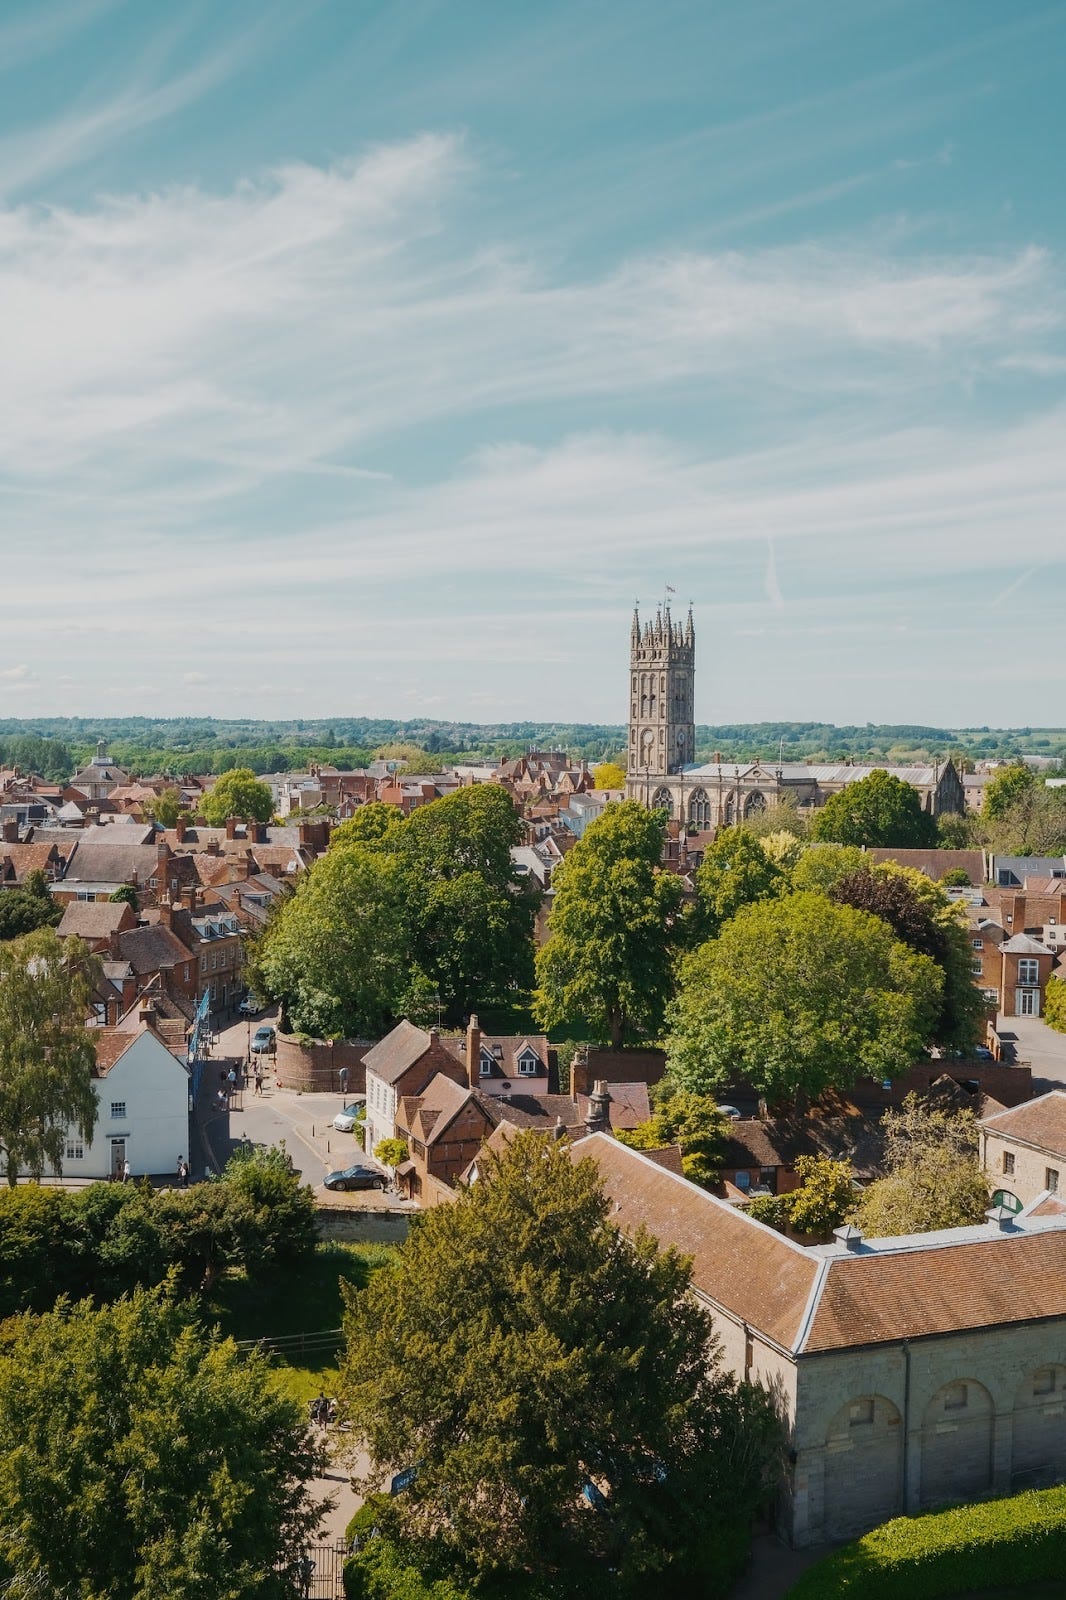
[114,923,193,976]
[63,841,161,886]
[1000,933,1052,955]
[981,1090,1066,1158]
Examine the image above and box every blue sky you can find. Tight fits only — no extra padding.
[0,0,1063,726]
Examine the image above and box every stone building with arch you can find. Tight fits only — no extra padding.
[623,604,965,826]
[574,1133,1066,1546]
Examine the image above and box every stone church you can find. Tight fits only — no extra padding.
[624,603,964,827]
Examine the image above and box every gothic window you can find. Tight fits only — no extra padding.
[640,730,655,768]
[745,791,767,818]
[724,796,736,825]
[651,787,672,817]
[688,788,710,829]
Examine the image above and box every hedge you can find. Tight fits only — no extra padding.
[786,1484,1066,1600]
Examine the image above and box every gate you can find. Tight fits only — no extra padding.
[279,1539,348,1599]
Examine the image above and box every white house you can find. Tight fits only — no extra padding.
[56,1014,192,1181]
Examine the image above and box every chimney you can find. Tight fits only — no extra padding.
[157,900,174,930]
[225,815,238,839]
[466,1014,482,1090]
[832,1224,864,1253]
[1,819,17,843]
[174,815,187,843]
[585,1080,612,1136]
[108,929,123,960]
[181,883,197,911]
[138,996,157,1030]
[106,996,119,1027]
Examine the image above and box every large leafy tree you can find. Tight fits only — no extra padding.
[853,1093,989,1237]
[0,1282,324,1599]
[828,864,984,1050]
[535,801,682,1046]
[809,769,938,848]
[0,870,61,941]
[982,762,1036,820]
[1046,974,1066,1035]
[201,767,274,825]
[667,891,942,1105]
[694,826,784,938]
[340,1133,778,1595]
[0,929,100,1185]
[254,846,413,1037]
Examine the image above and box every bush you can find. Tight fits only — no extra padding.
[786,1484,1066,1599]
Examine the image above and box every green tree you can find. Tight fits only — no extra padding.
[828,864,984,1050]
[789,843,866,896]
[982,763,1036,820]
[154,1183,261,1293]
[340,1132,778,1595]
[694,826,784,937]
[853,1093,989,1237]
[0,930,100,1185]
[222,1141,318,1266]
[373,1138,408,1167]
[255,846,413,1037]
[0,1281,323,1599]
[667,892,942,1106]
[1046,974,1066,1035]
[810,770,938,848]
[146,785,182,827]
[616,1088,729,1187]
[330,801,403,850]
[0,870,61,940]
[109,881,139,910]
[593,760,627,790]
[536,801,682,1046]
[784,1156,855,1235]
[201,767,274,826]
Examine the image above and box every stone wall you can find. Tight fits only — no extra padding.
[274,1028,372,1092]
[315,1205,411,1245]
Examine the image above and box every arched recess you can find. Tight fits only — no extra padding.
[723,795,736,825]
[650,787,672,817]
[744,790,767,818]
[688,788,710,830]
[1013,1365,1066,1490]
[822,1395,902,1541]
[920,1380,994,1507]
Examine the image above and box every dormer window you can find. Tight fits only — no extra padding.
[479,1052,493,1076]
[517,1051,539,1076]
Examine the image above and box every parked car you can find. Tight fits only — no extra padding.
[333,1102,365,1132]
[323,1163,386,1193]
[238,995,262,1016]
[250,1025,276,1054]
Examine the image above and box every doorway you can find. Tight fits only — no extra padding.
[110,1138,126,1179]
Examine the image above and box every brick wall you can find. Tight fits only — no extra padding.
[274,1029,372,1092]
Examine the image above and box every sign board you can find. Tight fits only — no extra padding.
[390,1465,418,1496]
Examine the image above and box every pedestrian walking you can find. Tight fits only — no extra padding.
[253,1067,263,1096]
[338,1064,349,1096]
[122,1159,131,1184]
[177,1157,189,1188]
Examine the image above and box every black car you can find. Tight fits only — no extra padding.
[323,1163,386,1193]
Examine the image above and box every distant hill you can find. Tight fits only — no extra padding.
[1,717,1064,781]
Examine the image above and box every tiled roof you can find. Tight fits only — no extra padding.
[57,901,133,939]
[63,841,160,886]
[92,1031,136,1074]
[571,1134,819,1351]
[114,923,192,976]
[1000,933,1051,954]
[981,1090,1066,1158]
[363,1020,434,1085]
[0,842,60,881]
[400,1074,478,1145]
[867,848,986,883]
[574,1081,651,1130]
[802,1230,1066,1352]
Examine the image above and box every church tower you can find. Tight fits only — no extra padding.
[628,602,695,780]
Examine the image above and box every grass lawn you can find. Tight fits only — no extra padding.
[207,1241,395,1403]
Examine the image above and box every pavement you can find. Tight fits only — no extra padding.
[193,1009,412,1207]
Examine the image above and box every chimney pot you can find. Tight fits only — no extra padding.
[466,1014,482,1090]
[832,1224,864,1252]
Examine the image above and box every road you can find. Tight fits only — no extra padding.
[995,1012,1066,1093]
[193,1009,403,1205]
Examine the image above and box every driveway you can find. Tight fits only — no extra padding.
[995,1013,1066,1092]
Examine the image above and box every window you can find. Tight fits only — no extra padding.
[65,1139,84,1161]
[1019,958,1040,984]
[971,962,984,976]
[1047,1168,1059,1194]
[972,939,984,950]
[479,1055,492,1077]
[943,1383,968,1411]
[183,964,190,981]
[1020,990,1039,1016]
[1034,1369,1057,1396]
[110,1101,126,1120]
[1003,1151,1015,1176]
[849,1398,875,1427]
[517,1052,539,1076]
